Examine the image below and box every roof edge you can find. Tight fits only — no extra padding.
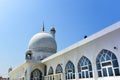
[8,61,26,75]
[41,21,120,63]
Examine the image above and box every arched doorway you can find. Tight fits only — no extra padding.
[30,69,42,80]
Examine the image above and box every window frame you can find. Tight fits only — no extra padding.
[78,56,93,79]
[65,61,75,79]
[96,49,120,77]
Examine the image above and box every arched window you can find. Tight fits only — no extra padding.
[48,66,54,75]
[56,64,63,74]
[78,56,93,78]
[65,61,75,79]
[30,69,42,80]
[96,49,120,77]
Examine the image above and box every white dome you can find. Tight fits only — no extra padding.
[28,32,57,53]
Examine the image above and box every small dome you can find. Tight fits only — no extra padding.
[50,27,56,31]
[28,32,57,53]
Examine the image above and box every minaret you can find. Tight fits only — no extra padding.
[50,27,56,38]
[8,67,12,73]
[42,23,45,32]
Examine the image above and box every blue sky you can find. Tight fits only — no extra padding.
[0,0,120,77]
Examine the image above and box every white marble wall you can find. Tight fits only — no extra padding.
[44,28,120,80]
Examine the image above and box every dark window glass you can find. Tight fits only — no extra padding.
[89,65,92,71]
[73,69,75,73]
[106,55,111,60]
[114,68,120,76]
[112,54,117,60]
[97,63,101,70]
[68,74,70,79]
[88,60,91,64]
[112,60,119,67]
[101,57,105,62]
[108,67,113,76]
[66,75,67,79]
[82,66,88,70]
[48,67,53,75]
[56,64,63,74]
[70,73,72,79]
[103,49,107,53]
[68,69,72,72]
[102,62,111,67]
[86,71,88,78]
[96,59,99,63]
[103,68,107,77]
[85,61,87,65]
[73,73,75,79]
[103,53,106,57]
[79,73,81,78]
[107,52,111,56]
[90,72,93,78]
[82,71,85,78]
[78,68,81,72]
[98,71,102,77]
[81,62,84,66]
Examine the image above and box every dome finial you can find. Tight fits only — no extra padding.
[42,22,45,32]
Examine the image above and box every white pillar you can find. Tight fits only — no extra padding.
[26,64,31,80]
[75,61,78,80]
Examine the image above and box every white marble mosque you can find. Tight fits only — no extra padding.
[8,21,120,80]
